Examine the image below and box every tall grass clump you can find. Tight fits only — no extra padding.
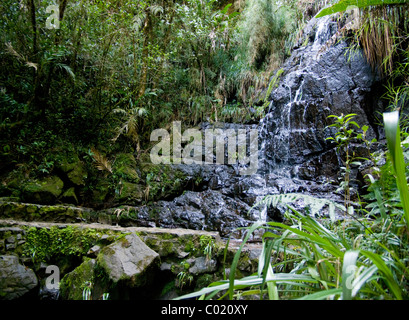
[235,0,294,71]
[224,0,300,108]
[178,196,408,300]
[317,0,409,75]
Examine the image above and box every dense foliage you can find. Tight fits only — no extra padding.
[0,0,308,175]
[1,0,409,300]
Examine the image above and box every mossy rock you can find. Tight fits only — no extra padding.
[141,164,189,201]
[0,170,27,200]
[67,166,87,187]
[115,181,145,204]
[90,179,111,205]
[195,273,216,290]
[1,178,22,199]
[21,176,64,204]
[59,154,87,186]
[60,187,79,205]
[60,258,96,300]
[96,233,159,287]
[142,236,177,257]
[0,202,92,222]
[113,153,140,183]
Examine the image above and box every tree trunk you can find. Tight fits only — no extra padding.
[138,9,153,100]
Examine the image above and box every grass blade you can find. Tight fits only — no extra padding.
[383,111,409,230]
[175,273,318,300]
[361,249,403,299]
[367,174,387,220]
[296,288,342,300]
[351,265,378,297]
[229,221,264,299]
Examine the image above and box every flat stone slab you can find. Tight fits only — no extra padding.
[0,218,220,240]
[97,233,159,286]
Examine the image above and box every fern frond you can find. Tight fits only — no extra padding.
[112,108,127,115]
[25,62,38,71]
[132,13,146,31]
[5,42,25,62]
[6,42,38,71]
[56,63,75,81]
[127,117,138,139]
[149,4,164,16]
[91,147,112,174]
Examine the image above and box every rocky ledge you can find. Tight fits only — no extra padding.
[0,218,262,300]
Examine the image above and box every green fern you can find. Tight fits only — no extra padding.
[258,193,346,222]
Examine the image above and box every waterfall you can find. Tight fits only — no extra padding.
[247,11,376,223]
[311,15,332,59]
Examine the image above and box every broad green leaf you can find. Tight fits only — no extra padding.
[175,273,318,300]
[316,0,409,18]
[361,249,403,299]
[383,111,409,230]
[296,288,343,300]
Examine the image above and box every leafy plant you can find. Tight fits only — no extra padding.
[82,280,110,300]
[326,114,368,212]
[200,235,216,261]
[178,194,409,300]
[316,0,408,18]
[82,281,93,300]
[176,269,194,290]
[317,0,409,76]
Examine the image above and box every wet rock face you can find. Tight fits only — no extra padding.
[259,15,380,181]
[119,189,260,237]
[144,15,383,228]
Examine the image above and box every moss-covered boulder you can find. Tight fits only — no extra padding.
[89,178,111,207]
[115,181,145,205]
[60,258,96,300]
[59,155,88,186]
[0,173,24,200]
[96,233,159,287]
[21,176,64,204]
[60,187,78,205]
[0,201,94,222]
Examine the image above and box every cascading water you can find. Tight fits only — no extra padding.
[258,14,341,177]
[311,15,332,56]
[252,12,378,222]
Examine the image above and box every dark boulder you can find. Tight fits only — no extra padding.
[0,255,38,300]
